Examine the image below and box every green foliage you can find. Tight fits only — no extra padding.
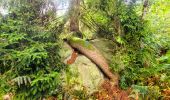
[81,0,117,39]
[83,0,170,99]
[61,67,92,100]
[0,0,170,99]
[0,0,65,99]
[158,50,170,84]
[0,77,11,98]
[159,50,170,64]
[13,72,62,100]
[130,85,161,100]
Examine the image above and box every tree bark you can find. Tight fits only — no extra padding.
[69,0,83,38]
[141,0,149,19]
[69,0,80,32]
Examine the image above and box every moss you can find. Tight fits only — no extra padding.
[68,37,95,50]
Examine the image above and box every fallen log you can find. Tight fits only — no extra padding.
[67,37,118,85]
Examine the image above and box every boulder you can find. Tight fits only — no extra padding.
[68,55,104,92]
[60,42,105,93]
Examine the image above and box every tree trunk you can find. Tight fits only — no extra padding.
[69,0,80,32]
[141,0,149,19]
[69,0,83,38]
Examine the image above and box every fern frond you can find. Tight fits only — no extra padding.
[12,76,31,87]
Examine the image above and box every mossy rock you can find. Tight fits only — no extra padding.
[62,54,104,94]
